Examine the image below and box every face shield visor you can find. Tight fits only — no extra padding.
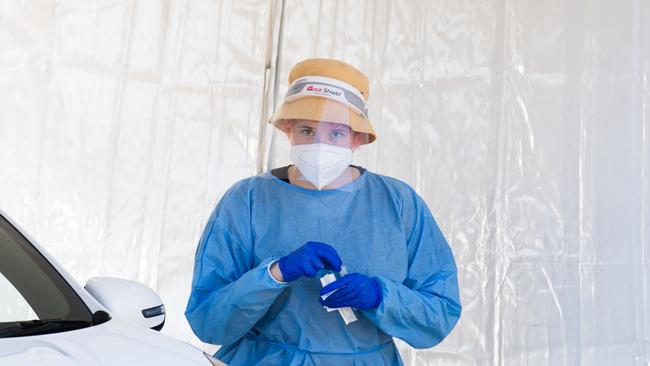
[267,76,376,191]
[270,75,376,145]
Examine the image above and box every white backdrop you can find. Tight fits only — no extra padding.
[1,0,649,365]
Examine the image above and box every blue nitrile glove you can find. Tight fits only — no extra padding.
[278,241,342,282]
[319,273,383,310]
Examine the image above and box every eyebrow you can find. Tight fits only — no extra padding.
[297,125,349,132]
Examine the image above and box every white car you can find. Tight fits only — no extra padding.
[0,210,224,365]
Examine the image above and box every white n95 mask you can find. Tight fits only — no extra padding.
[290,143,353,190]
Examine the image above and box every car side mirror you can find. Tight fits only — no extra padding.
[85,277,166,331]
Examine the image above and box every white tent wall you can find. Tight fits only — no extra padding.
[0,1,648,365]
[0,0,272,355]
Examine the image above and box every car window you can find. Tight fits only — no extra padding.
[0,273,38,322]
[0,215,94,337]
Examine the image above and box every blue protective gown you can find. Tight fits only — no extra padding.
[185,168,461,365]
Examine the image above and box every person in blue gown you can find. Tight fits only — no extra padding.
[185,58,461,365]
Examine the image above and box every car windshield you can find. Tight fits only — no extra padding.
[0,214,93,337]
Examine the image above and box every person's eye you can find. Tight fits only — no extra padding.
[300,129,315,136]
[330,131,347,139]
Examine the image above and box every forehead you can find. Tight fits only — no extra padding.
[290,119,350,131]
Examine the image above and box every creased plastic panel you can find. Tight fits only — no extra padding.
[0,0,270,350]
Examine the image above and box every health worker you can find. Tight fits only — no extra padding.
[185,58,462,365]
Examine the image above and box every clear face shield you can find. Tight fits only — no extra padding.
[267,76,375,191]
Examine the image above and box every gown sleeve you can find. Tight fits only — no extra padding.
[361,186,462,349]
[185,180,288,345]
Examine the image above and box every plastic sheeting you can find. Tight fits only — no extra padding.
[1,0,649,365]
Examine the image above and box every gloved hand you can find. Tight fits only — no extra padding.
[278,241,342,282]
[319,273,383,310]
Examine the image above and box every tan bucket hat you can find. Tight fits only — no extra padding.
[269,58,377,144]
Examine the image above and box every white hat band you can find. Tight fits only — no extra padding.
[284,75,368,118]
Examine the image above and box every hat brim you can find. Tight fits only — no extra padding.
[269,97,376,144]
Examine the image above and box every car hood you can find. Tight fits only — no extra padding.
[0,319,214,366]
